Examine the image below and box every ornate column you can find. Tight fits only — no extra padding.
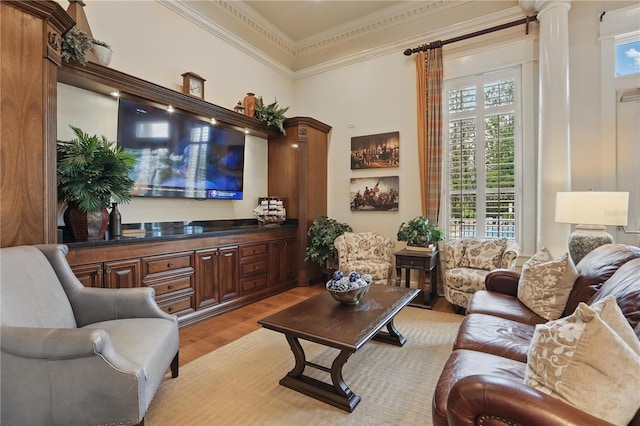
[521,0,572,256]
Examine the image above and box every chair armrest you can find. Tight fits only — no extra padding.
[447,375,614,426]
[1,325,108,359]
[500,241,521,269]
[68,287,177,327]
[484,269,521,296]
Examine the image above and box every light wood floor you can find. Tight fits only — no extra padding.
[178,284,458,367]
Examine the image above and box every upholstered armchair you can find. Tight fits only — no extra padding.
[443,238,520,311]
[334,232,395,285]
[0,244,179,426]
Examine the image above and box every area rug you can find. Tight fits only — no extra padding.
[145,307,462,425]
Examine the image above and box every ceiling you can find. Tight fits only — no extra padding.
[168,1,521,72]
[242,1,404,42]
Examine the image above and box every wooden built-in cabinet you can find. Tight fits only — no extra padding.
[67,227,297,327]
[269,118,331,286]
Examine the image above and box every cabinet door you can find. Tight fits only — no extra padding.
[195,248,219,309]
[104,259,141,289]
[270,238,296,287]
[71,263,104,288]
[218,246,239,302]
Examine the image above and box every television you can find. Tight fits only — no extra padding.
[117,96,246,200]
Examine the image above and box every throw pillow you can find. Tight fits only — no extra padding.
[464,238,508,271]
[525,296,640,425]
[517,250,577,320]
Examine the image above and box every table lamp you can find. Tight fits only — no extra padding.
[555,191,629,265]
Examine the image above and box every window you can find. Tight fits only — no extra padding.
[615,37,640,77]
[444,68,520,240]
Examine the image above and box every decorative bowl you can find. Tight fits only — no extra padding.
[327,283,371,305]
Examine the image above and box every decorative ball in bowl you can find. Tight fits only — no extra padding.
[326,271,373,305]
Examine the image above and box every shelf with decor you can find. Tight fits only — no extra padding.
[57,60,275,139]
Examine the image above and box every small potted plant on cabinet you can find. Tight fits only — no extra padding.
[254,97,289,135]
[57,126,137,241]
[397,215,445,252]
[61,26,93,65]
[91,38,112,66]
[304,216,352,277]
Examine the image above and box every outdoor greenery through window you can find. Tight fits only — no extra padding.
[444,68,519,240]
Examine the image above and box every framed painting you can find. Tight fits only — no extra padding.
[350,176,399,211]
[350,131,399,169]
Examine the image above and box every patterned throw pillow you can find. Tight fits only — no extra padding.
[463,238,508,271]
[517,249,577,320]
[525,296,640,425]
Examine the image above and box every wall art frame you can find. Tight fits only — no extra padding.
[350,176,399,211]
[350,131,399,169]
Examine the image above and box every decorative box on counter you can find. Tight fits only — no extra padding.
[253,197,286,226]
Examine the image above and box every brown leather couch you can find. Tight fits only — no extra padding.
[433,243,640,426]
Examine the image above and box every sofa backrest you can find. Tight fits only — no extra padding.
[0,246,77,328]
[562,244,640,316]
[335,232,394,263]
[590,257,640,339]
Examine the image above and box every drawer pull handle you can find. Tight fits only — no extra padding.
[168,285,174,290]
[168,262,174,267]
[168,307,174,312]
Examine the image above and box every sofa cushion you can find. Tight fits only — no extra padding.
[453,313,535,362]
[563,244,640,317]
[517,250,577,321]
[525,296,640,426]
[463,238,508,271]
[466,290,548,325]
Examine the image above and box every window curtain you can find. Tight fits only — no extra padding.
[415,44,443,224]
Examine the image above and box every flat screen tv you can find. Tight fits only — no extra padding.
[117,96,245,200]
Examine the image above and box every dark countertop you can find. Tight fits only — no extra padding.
[62,218,298,248]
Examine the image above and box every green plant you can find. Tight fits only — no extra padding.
[57,126,137,213]
[254,97,289,135]
[397,216,445,246]
[304,216,352,270]
[61,27,93,65]
[92,38,112,50]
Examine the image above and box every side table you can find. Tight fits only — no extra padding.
[394,248,439,309]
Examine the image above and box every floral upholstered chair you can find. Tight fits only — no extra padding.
[334,232,396,285]
[444,237,521,312]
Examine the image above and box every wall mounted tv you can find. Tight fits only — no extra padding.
[117,96,245,200]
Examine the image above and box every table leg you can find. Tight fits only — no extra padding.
[395,267,401,286]
[372,318,407,347]
[279,334,360,412]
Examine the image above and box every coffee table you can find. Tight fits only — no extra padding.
[258,284,419,412]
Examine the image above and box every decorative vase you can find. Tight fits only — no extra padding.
[91,44,112,66]
[64,203,109,242]
[243,92,257,117]
[109,202,122,238]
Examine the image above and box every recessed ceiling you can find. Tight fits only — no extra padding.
[243,1,403,42]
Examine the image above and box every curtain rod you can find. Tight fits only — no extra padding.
[403,15,538,56]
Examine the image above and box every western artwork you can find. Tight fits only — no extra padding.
[350,176,399,211]
[350,131,399,169]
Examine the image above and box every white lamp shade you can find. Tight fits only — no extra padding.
[555,192,629,226]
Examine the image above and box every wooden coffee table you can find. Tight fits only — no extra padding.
[258,284,419,412]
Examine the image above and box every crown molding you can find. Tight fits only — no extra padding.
[157,0,294,79]
[293,6,529,80]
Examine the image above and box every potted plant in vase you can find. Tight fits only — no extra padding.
[397,215,445,252]
[91,38,112,66]
[254,96,289,135]
[304,215,352,279]
[57,126,137,241]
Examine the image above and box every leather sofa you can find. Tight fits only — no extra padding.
[0,245,180,425]
[433,243,640,425]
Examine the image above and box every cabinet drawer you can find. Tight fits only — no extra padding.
[240,259,268,276]
[143,253,193,277]
[147,274,193,296]
[240,243,268,258]
[241,275,268,293]
[159,297,192,315]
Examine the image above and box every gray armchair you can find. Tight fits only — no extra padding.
[0,244,179,426]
